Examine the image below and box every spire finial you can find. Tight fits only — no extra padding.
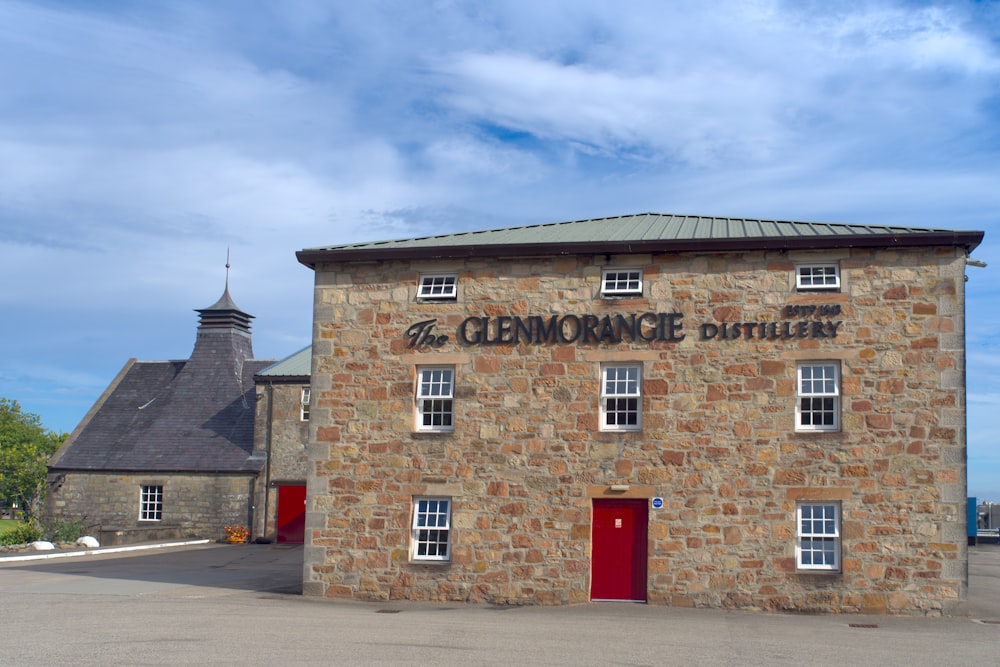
[225,247,231,290]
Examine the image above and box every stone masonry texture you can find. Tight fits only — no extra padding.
[253,381,310,540]
[303,246,969,615]
[47,471,256,541]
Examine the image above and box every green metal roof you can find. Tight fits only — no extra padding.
[297,212,983,268]
[255,345,311,380]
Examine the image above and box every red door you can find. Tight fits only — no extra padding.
[276,485,306,544]
[591,498,648,601]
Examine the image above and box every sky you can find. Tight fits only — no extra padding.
[1,1,999,499]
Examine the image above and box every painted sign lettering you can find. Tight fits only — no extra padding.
[404,305,843,349]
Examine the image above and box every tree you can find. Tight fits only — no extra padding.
[0,398,64,525]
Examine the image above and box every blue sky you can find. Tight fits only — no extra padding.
[2,1,999,498]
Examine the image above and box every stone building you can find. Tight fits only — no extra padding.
[296,213,984,614]
[45,282,292,544]
[253,346,311,543]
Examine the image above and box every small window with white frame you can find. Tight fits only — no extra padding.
[601,268,643,296]
[796,362,840,432]
[139,485,163,521]
[416,366,455,432]
[796,502,841,571]
[601,364,642,431]
[796,264,840,291]
[417,274,458,300]
[300,387,311,421]
[411,497,452,561]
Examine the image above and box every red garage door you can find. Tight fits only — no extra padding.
[276,484,306,544]
[591,498,648,601]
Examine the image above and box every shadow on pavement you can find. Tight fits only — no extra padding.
[3,543,303,595]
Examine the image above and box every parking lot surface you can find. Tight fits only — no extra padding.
[1,543,998,665]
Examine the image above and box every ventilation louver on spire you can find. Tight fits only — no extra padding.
[195,285,254,334]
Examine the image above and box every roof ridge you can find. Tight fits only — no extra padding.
[297,212,983,266]
[318,212,967,251]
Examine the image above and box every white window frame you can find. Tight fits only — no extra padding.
[417,274,458,300]
[600,364,642,431]
[796,362,841,432]
[139,485,163,522]
[796,264,840,291]
[416,366,455,432]
[796,502,841,571]
[601,268,643,296]
[411,497,452,562]
[300,387,311,422]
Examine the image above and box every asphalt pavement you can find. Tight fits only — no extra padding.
[1,542,998,665]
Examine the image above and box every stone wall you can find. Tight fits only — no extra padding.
[46,471,257,542]
[253,381,310,539]
[304,246,968,614]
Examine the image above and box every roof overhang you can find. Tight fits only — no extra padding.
[254,374,310,384]
[296,230,985,270]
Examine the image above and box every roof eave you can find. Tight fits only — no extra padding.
[254,374,310,384]
[296,231,985,269]
[48,465,263,475]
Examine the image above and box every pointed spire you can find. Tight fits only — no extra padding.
[196,250,254,334]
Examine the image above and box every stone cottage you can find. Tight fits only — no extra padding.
[45,282,291,544]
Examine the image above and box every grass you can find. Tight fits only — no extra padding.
[0,519,23,535]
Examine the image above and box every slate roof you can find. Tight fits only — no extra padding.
[50,291,276,474]
[297,212,984,266]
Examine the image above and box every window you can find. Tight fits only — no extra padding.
[601,269,642,296]
[411,497,451,561]
[139,485,163,521]
[416,367,455,432]
[796,363,840,432]
[796,264,840,290]
[796,502,841,571]
[300,387,311,421]
[601,364,642,431]
[417,274,458,300]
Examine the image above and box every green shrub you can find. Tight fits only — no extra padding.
[0,522,42,546]
[44,517,87,543]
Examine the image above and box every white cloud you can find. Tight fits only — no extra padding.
[425,1,1000,172]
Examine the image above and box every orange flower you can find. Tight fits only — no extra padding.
[223,525,248,541]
